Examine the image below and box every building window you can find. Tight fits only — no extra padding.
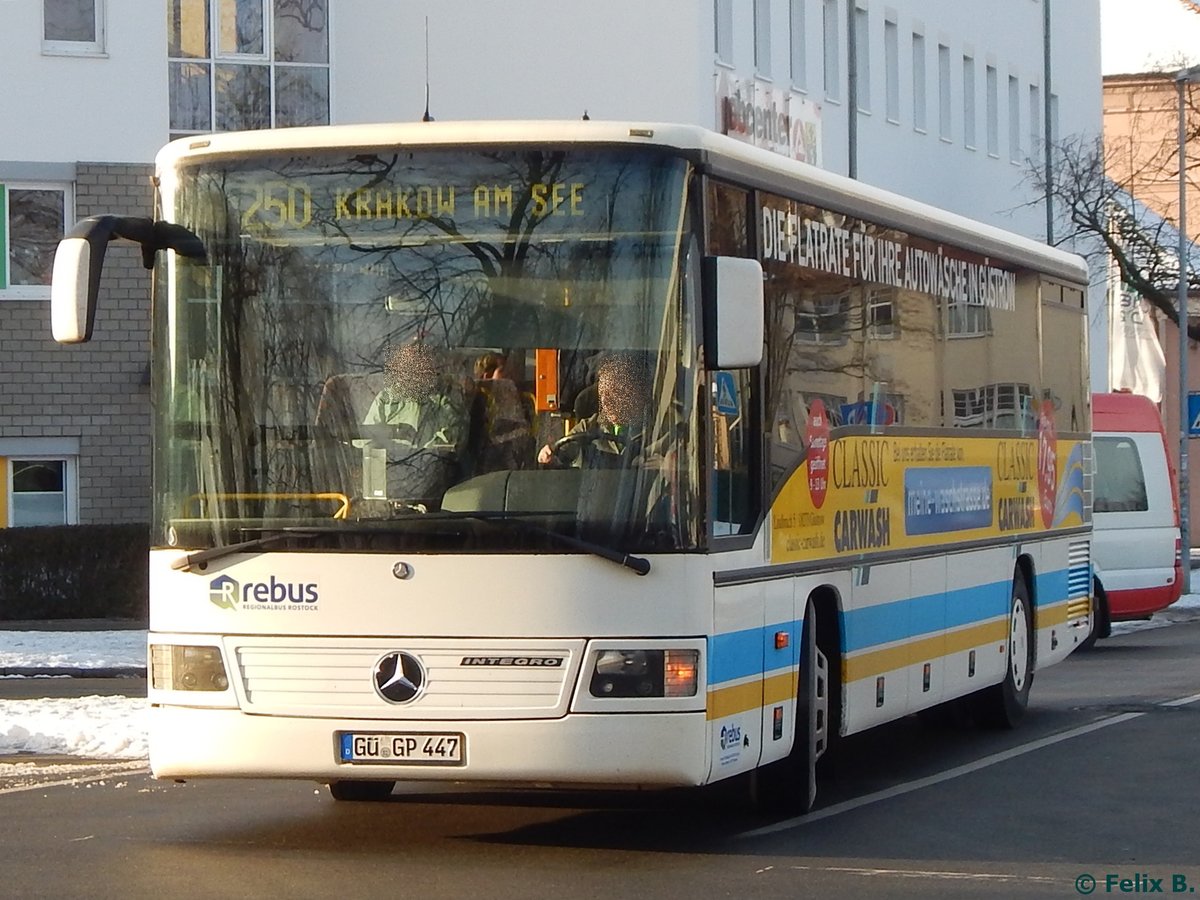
[986,64,999,157]
[947,296,991,337]
[952,383,1033,430]
[8,461,68,526]
[867,288,897,338]
[938,43,951,141]
[912,31,926,132]
[790,0,806,89]
[168,0,330,141]
[715,0,733,63]
[884,17,899,123]
[1008,74,1021,162]
[853,5,869,112]
[1029,83,1042,164]
[823,0,840,102]
[962,54,976,149]
[797,293,851,345]
[0,183,70,300]
[43,0,105,55]
[754,0,771,76]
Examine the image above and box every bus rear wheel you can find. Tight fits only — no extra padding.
[973,573,1034,728]
[749,601,828,814]
[327,779,396,801]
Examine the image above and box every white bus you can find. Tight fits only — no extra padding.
[51,121,1093,811]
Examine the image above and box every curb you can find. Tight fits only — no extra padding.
[0,666,146,679]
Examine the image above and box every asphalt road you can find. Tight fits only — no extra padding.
[2,619,1199,900]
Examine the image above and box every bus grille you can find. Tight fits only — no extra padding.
[230,639,583,720]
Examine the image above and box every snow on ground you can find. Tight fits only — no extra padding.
[0,694,148,759]
[0,630,145,670]
[1,631,148,759]
[2,593,1199,761]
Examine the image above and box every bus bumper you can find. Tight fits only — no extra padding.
[148,706,710,788]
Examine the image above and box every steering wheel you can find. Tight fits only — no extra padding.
[545,429,628,466]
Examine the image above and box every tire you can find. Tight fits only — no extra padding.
[974,573,1034,728]
[749,601,829,814]
[327,779,395,802]
[1078,579,1109,650]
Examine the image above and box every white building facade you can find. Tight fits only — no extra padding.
[0,0,1102,527]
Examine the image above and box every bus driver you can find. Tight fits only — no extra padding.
[537,353,652,467]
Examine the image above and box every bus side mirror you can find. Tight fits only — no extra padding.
[702,256,764,369]
[50,215,206,344]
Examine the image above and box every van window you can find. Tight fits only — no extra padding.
[1094,436,1148,513]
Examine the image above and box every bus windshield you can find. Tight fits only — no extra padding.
[153,148,701,555]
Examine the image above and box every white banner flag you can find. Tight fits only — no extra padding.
[1109,288,1166,403]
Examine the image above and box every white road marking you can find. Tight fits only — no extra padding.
[739,691,1200,838]
[776,865,1058,884]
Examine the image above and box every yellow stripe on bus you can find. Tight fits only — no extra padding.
[842,619,1008,683]
[706,672,797,720]
[711,603,1076,716]
[1037,600,1072,627]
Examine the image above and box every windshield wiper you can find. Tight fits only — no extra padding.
[170,530,321,573]
[421,511,652,576]
[170,514,651,576]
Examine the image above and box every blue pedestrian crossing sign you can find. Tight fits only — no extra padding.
[1189,393,1200,437]
[714,371,740,416]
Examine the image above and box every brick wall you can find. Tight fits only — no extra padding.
[0,162,155,524]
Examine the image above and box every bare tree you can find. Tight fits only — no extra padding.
[1026,82,1200,337]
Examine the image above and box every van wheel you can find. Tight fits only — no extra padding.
[749,601,828,814]
[1079,580,1110,650]
[328,780,395,801]
[972,573,1034,728]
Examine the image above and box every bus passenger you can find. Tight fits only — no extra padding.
[472,351,535,471]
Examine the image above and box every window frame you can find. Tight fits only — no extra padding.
[42,0,107,57]
[823,0,841,103]
[754,0,772,78]
[883,17,899,124]
[789,0,806,91]
[168,0,331,141]
[0,181,73,301]
[1,439,80,528]
[911,31,927,133]
[714,0,734,65]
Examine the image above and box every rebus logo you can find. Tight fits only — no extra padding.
[207,575,320,611]
[209,575,239,610]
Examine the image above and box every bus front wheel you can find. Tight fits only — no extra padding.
[749,600,828,814]
[327,779,395,801]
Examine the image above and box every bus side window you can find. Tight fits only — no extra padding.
[711,369,755,536]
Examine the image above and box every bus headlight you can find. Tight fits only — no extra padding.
[589,649,699,698]
[150,644,230,692]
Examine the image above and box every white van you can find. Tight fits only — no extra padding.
[1090,392,1183,644]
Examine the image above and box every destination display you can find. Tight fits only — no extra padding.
[236,179,590,232]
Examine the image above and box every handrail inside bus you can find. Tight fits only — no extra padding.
[185,492,351,519]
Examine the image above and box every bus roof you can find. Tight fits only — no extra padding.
[1093,392,1168,434]
[158,119,1089,285]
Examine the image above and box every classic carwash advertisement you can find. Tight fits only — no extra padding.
[769,400,1088,564]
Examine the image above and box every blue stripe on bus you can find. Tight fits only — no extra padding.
[709,568,1073,687]
[708,619,801,685]
[1037,568,1069,603]
[841,580,1008,653]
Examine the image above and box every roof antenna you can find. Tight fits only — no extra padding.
[422,17,434,122]
[582,110,590,121]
